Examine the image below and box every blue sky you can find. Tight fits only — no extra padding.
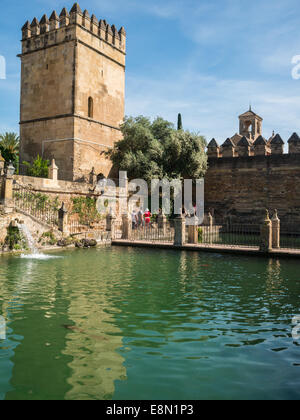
[1,0,300,144]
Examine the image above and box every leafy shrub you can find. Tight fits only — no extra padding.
[40,231,57,246]
[71,197,101,225]
[5,225,23,250]
[23,155,49,178]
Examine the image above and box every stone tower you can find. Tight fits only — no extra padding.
[19,3,126,181]
[239,107,263,142]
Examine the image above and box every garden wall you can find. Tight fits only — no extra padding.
[14,174,127,219]
[205,154,300,227]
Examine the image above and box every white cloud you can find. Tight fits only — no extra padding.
[126,68,300,142]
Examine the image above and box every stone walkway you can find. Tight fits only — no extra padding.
[112,239,300,259]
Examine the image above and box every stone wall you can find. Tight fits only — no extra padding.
[205,154,300,227]
[13,174,127,221]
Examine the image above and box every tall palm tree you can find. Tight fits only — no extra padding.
[0,132,20,155]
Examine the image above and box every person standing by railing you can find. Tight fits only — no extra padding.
[144,208,151,227]
[131,209,138,230]
[137,208,144,229]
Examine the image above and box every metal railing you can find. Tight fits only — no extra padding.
[112,222,123,240]
[280,228,300,249]
[199,224,261,248]
[131,222,175,243]
[13,182,59,227]
[111,216,300,252]
[68,219,107,238]
[68,220,89,235]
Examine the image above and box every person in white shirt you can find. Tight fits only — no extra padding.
[131,210,138,230]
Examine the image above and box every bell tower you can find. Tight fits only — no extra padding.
[19,3,126,181]
[239,107,263,142]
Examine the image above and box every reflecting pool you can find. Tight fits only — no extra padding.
[0,247,300,400]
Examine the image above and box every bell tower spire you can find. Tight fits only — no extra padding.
[239,108,263,142]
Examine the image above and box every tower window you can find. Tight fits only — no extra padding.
[88,97,94,118]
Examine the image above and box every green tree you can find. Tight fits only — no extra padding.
[23,155,49,178]
[177,113,183,130]
[0,132,19,166]
[108,116,207,183]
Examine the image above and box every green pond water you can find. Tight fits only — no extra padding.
[0,246,300,400]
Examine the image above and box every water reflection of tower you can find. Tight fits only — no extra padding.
[61,276,127,400]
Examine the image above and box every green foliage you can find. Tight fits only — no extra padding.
[108,116,207,183]
[23,155,49,178]
[71,196,101,225]
[50,196,60,212]
[13,190,59,213]
[34,193,48,210]
[39,231,57,246]
[177,113,183,130]
[5,225,23,250]
[0,132,19,167]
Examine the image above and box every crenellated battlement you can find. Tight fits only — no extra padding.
[207,132,300,159]
[207,108,300,160]
[21,2,126,55]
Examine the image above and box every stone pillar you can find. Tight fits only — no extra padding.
[208,212,213,228]
[188,217,199,244]
[48,159,58,181]
[272,210,280,249]
[208,212,213,244]
[119,171,129,215]
[3,162,15,213]
[260,210,272,253]
[110,216,116,240]
[122,212,131,240]
[58,203,69,235]
[174,214,186,246]
[106,212,116,237]
[158,212,167,235]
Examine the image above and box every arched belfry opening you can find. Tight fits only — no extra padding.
[239,108,263,141]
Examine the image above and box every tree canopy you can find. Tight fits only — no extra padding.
[0,132,19,166]
[108,116,207,183]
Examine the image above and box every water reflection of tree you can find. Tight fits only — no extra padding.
[109,250,214,349]
[109,251,300,350]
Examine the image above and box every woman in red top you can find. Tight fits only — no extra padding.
[144,209,151,226]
